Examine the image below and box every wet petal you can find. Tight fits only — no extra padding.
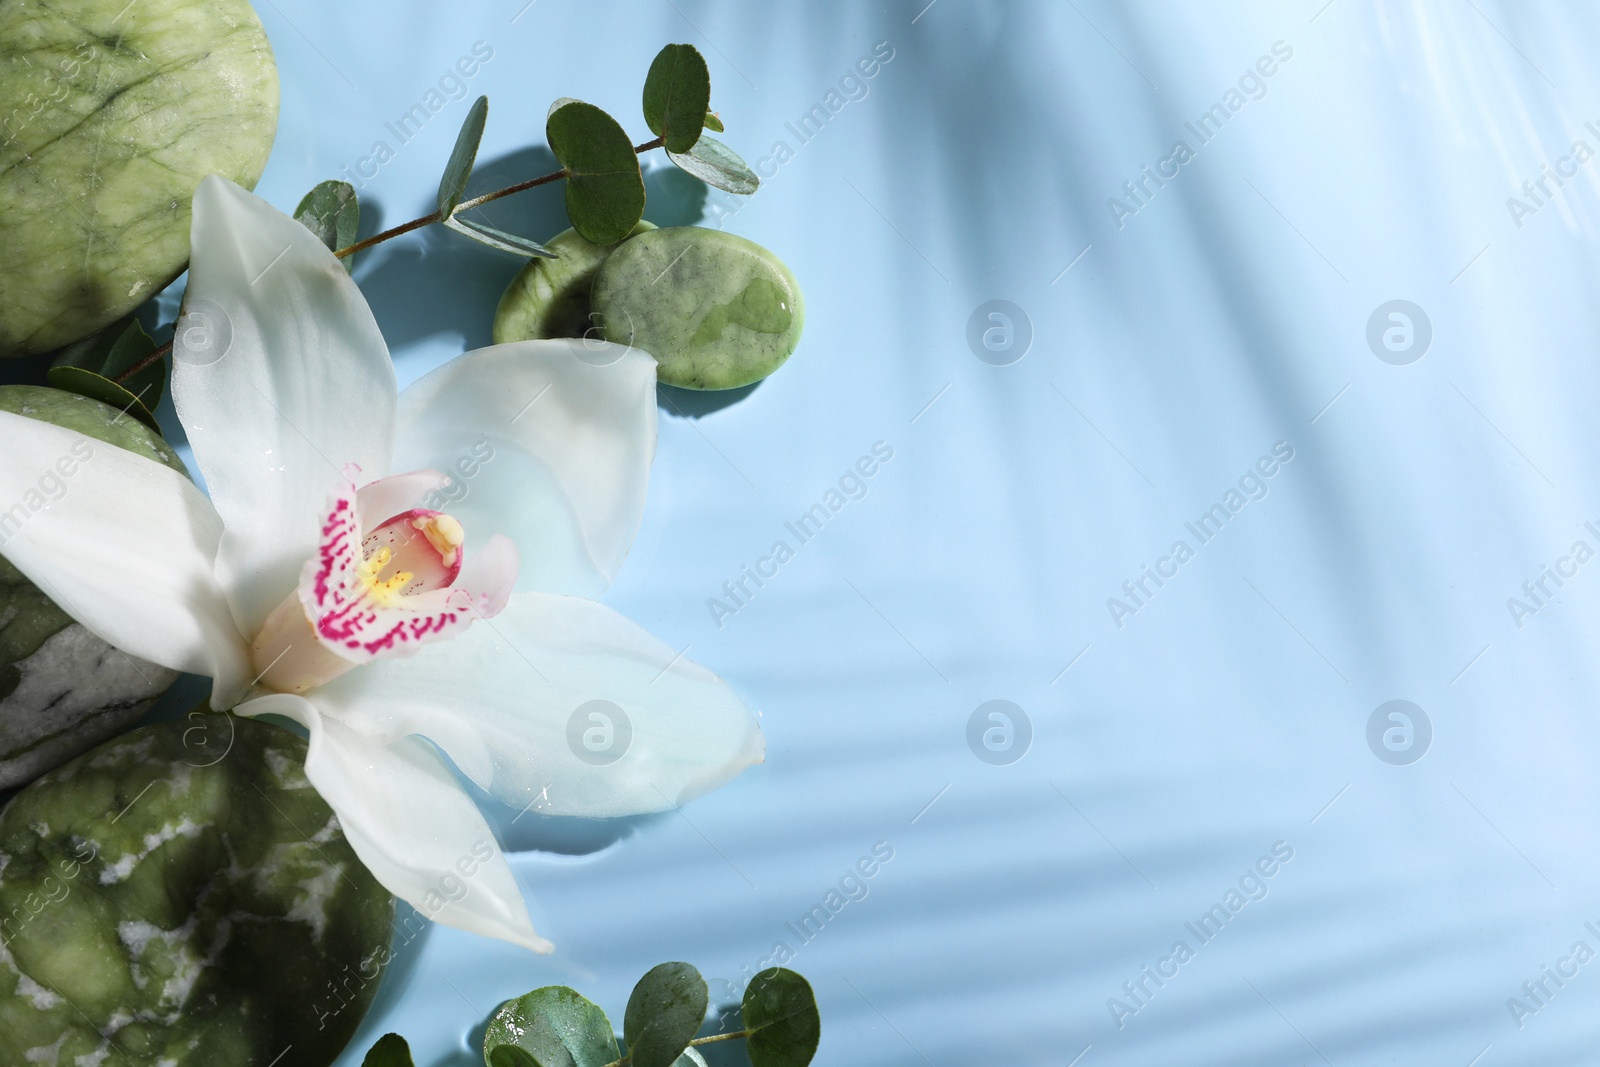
[309,592,764,818]
[173,176,397,640]
[236,692,552,952]
[393,339,657,597]
[0,411,250,703]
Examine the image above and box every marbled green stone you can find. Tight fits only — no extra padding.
[0,386,187,479]
[0,716,395,1065]
[0,0,279,357]
[0,386,187,788]
[492,221,656,345]
[591,227,803,390]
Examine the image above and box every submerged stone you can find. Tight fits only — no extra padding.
[0,716,395,1065]
[0,0,279,356]
[591,226,803,390]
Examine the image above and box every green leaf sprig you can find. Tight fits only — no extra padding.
[109,43,757,396]
[362,964,819,1067]
[331,43,756,262]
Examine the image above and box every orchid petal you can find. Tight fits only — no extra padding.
[309,592,764,819]
[0,411,250,703]
[236,693,553,953]
[453,533,519,618]
[173,176,397,641]
[296,477,515,664]
[392,340,657,597]
[356,469,451,523]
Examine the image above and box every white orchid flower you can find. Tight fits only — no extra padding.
[0,177,764,953]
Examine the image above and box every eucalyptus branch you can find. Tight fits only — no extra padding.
[688,1030,748,1046]
[596,1030,750,1067]
[114,339,171,385]
[111,138,672,387]
[332,135,665,260]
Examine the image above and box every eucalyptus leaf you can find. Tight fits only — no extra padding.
[362,1033,415,1067]
[444,214,557,258]
[439,95,490,218]
[483,986,619,1067]
[642,44,711,153]
[295,179,360,271]
[488,1048,540,1067]
[45,367,160,433]
[673,1050,708,1067]
[546,99,647,245]
[741,969,820,1067]
[703,111,724,133]
[51,317,165,416]
[52,319,163,403]
[667,136,759,196]
[624,963,709,1067]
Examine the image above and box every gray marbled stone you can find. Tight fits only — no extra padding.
[0,622,176,789]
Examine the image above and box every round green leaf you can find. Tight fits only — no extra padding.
[742,969,820,1067]
[362,1033,415,1067]
[483,986,619,1067]
[488,1047,540,1067]
[295,180,361,271]
[624,962,709,1067]
[0,0,278,357]
[642,44,711,154]
[667,135,759,196]
[547,100,646,246]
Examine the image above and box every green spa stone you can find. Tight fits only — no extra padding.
[590,226,804,390]
[492,221,657,345]
[0,386,188,789]
[0,717,395,1065]
[0,0,279,357]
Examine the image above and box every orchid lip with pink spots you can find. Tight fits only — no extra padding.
[0,176,764,953]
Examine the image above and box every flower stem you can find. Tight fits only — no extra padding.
[110,137,669,387]
[332,135,666,260]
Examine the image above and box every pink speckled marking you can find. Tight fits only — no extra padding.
[296,471,507,663]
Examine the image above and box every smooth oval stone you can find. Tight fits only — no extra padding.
[591,227,804,390]
[0,386,188,789]
[0,0,279,357]
[0,716,395,1065]
[493,221,656,344]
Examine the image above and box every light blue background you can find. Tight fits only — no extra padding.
[170,1,1600,1063]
